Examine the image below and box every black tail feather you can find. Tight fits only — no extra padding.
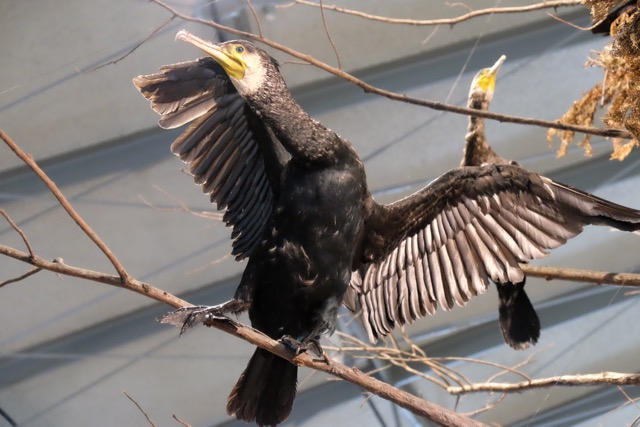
[496,280,540,350]
[227,347,297,426]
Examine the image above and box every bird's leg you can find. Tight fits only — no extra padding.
[157,299,250,336]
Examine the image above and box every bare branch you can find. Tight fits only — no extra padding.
[149,0,631,140]
[447,372,640,394]
[0,129,131,282]
[521,264,640,287]
[0,243,189,307]
[0,208,35,258]
[318,0,342,69]
[124,391,157,427]
[88,17,176,72]
[244,0,263,38]
[0,266,42,288]
[172,414,191,427]
[199,316,487,426]
[288,0,584,26]
[139,186,222,221]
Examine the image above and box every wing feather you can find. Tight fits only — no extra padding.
[133,58,286,259]
[348,164,640,342]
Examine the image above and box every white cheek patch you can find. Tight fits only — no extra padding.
[232,54,266,96]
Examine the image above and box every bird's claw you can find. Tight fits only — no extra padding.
[157,305,227,336]
[278,335,328,362]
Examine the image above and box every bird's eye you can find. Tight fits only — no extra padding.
[235,46,245,54]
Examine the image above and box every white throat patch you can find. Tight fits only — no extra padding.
[231,53,267,97]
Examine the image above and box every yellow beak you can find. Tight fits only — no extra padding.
[176,30,246,79]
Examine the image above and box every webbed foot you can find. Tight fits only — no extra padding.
[157,299,249,336]
[278,335,330,363]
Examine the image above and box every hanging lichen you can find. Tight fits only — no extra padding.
[548,0,640,161]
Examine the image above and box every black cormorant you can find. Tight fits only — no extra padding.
[461,55,540,350]
[133,32,640,426]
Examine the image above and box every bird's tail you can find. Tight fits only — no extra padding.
[227,347,297,426]
[496,281,540,350]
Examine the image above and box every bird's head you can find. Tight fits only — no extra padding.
[469,55,506,103]
[176,30,278,97]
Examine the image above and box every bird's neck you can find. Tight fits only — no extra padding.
[249,83,352,165]
[461,97,499,167]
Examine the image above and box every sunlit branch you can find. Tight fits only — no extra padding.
[288,0,584,26]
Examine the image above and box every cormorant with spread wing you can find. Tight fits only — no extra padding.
[134,32,640,426]
[460,55,541,350]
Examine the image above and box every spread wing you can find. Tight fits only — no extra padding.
[133,58,289,259]
[347,164,640,342]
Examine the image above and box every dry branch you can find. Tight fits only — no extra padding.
[149,0,632,141]
[447,372,640,394]
[0,243,189,307]
[1,129,131,281]
[290,0,583,26]
[522,264,640,287]
[124,391,157,427]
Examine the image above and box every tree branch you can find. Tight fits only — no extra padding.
[201,316,486,426]
[0,243,189,307]
[0,130,131,282]
[0,208,35,258]
[149,0,632,141]
[289,0,584,26]
[0,265,42,288]
[447,372,640,394]
[521,264,640,287]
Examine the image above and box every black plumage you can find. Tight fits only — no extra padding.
[133,32,640,426]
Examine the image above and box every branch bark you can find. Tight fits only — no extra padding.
[522,264,640,287]
[447,372,640,394]
[149,0,632,141]
[290,0,584,26]
[1,129,131,282]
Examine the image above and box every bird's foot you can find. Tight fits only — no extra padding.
[157,299,249,336]
[279,335,330,363]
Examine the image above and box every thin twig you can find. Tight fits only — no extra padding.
[319,0,342,69]
[0,130,131,282]
[244,0,263,38]
[172,414,191,427]
[0,208,35,258]
[0,266,43,288]
[522,264,640,287]
[447,372,640,394]
[88,17,176,72]
[288,0,584,26]
[124,391,157,427]
[149,0,632,141]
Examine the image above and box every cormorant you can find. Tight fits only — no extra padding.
[133,31,640,426]
[461,55,541,350]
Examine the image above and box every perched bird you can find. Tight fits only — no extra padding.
[461,55,541,350]
[133,31,640,426]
